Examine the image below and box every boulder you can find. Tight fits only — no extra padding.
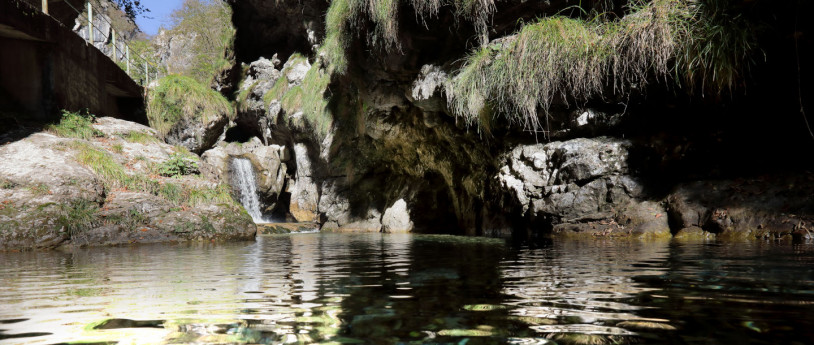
[0,118,255,251]
[382,199,414,233]
[666,175,814,239]
[289,143,319,222]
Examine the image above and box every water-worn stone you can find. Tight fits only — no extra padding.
[382,199,414,233]
[289,144,319,222]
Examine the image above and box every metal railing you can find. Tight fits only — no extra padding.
[18,0,162,86]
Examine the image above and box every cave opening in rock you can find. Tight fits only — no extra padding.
[409,173,463,235]
[223,125,253,143]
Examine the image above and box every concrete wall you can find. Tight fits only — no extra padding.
[0,0,145,124]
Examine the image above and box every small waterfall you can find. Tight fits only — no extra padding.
[231,158,269,223]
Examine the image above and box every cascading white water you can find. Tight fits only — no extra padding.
[231,158,269,223]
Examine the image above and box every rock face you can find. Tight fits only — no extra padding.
[162,109,230,155]
[220,0,814,240]
[497,138,668,238]
[0,117,255,251]
[666,175,814,240]
[201,137,290,216]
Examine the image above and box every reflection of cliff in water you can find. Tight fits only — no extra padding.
[1,236,814,344]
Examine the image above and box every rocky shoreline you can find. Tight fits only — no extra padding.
[0,117,255,251]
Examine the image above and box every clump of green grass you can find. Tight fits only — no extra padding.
[300,60,334,137]
[46,110,104,140]
[147,75,233,138]
[57,199,99,237]
[69,141,136,189]
[28,183,51,195]
[188,184,235,206]
[0,179,17,189]
[155,152,200,177]
[156,182,184,204]
[123,131,159,144]
[446,0,758,134]
[323,0,496,74]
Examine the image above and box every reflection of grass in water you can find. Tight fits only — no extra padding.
[66,288,103,297]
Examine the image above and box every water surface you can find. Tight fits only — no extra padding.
[1,234,813,344]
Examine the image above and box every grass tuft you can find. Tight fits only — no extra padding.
[322,0,496,74]
[147,75,233,138]
[57,199,99,237]
[47,110,104,140]
[123,131,159,144]
[446,0,758,134]
[155,152,200,177]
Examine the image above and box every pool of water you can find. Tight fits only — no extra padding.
[1,234,813,344]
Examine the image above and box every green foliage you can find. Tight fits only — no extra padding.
[111,143,124,154]
[0,179,16,189]
[47,110,104,140]
[57,199,99,237]
[156,182,184,204]
[446,0,758,133]
[147,75,233,137]
[155,152,200,177]
[166,0,235,84]
[69,141,136,189]
[300,61,334,137]
[272,59,334,139]
[188,184,234,206]
[117,38,164,84]
[322,0,496,74]
[123,131,159,144]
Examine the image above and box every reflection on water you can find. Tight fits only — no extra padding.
[1,234,813,344]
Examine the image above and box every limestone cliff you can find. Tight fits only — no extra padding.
[216,0,814,240]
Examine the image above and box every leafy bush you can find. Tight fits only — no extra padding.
[47,110,104,140]
[155,152,200,177]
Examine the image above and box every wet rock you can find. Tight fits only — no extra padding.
[408,65,448,112]
[665,175,814,239]
[382,199,414,233]
[289,144,319,222]
[201,138,289,213]
[318,179,383,232]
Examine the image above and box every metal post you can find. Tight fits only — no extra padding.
[111,29,117,61]
[41,0,48,14]
[87,2,94,45]
[126,46,130,75]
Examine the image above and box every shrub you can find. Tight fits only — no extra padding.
[146,75,233,138]
[155,152,200,177]
[47,110,104,140]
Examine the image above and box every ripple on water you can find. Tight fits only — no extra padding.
[0,235,813,344]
